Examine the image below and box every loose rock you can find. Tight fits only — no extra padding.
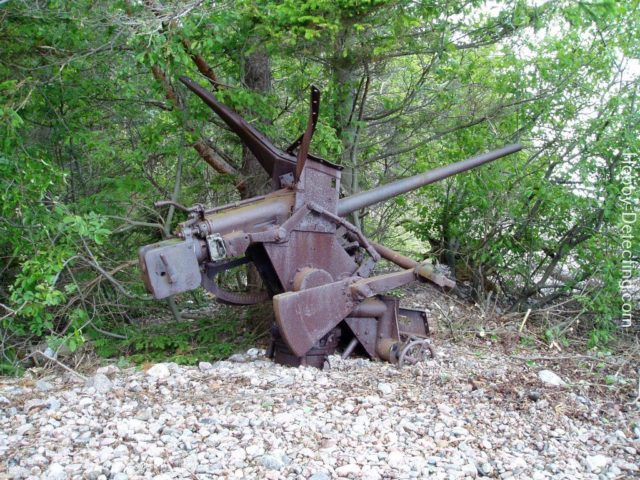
[198,361,212,371]
[87,373,113,394]
[44,463,67,480]
[336,463,360,476]
[259,454,285,470]
[538,369,566,386]
[377,382,394,395]
[308,472,330,480]
[228,353,248,363]
[36,379,54,392]
[146,363,171,379]
[585,454,610,472]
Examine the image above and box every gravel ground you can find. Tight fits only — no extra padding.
[1,343,639,480]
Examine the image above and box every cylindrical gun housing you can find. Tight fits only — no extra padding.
[337,144,522,216]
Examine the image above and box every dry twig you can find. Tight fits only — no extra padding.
[33,351,87,381]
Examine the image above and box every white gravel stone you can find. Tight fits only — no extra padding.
[377,382,394,395]
[308,472,330,480]
[198,361,213,371]
[44,463,67,480]
[228,353,248,363]
[23,398,46,412]
[509,457,528,471]
[36,379,55,392]
[245,444,264,457]
[585,454,610,472]
[87,373,113,394]
[146,363,171,379]
[8,466,30,479]
[462,463,478,477]
[538,369,566,386]
[388,450,404,468]
[96,365,119,376]
[246,348,262,357]
[16,423,33,435]
[336,463,361,476]
[452,426,469,436]
[259,454,285,470]
[478,462,494,476]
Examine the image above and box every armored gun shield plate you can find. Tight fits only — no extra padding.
[139,240,201,299]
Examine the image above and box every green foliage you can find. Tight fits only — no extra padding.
[91,307,258,365]
[588,326,614,350]
[544,327,570,349]
[7,210,111,336]
[402,2,638,343]
[520,335,536,347]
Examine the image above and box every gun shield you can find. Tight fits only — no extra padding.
[139,240,202,299]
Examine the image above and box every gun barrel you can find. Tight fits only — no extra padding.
[337,143,522,216]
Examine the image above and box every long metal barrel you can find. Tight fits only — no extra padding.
[337,144,522,216]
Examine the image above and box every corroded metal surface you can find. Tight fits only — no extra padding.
[139,77,523,368]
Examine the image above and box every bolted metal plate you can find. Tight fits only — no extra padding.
[264,231,357,290]
[139,239,201,299]
[344,317,378,358]
[398,307,429,336]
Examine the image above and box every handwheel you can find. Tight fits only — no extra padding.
[397,338,435,368]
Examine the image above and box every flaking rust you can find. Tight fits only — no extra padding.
[139,77,523,368]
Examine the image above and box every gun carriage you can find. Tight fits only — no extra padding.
[139,77,522,368]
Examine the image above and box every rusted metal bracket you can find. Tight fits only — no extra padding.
[201,267,270,305]
[372,241,455,289]
[154,200,205,216]
[273,277,358,356]
[308,201,381,276]
[155,200,205,228]
[248,204,310,244]
[293,86,320,183]
[273,268,423,356]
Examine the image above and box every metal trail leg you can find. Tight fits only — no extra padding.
[341,338,359,359]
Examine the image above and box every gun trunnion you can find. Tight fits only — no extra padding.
[139,77,523,368]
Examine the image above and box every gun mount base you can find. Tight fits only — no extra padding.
[267,295,432,369]
[268,326,341,369]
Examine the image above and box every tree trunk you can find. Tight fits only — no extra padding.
[241,46,272,290]
[240,47,272,199]
[331,26,362,228]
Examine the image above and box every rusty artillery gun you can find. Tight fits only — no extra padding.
[139,77,522,368]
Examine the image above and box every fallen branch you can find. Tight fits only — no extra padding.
[34,351,88,381]
[511,354,620,366]
[0,301,27,321]
[433,302,458,342]
[518,308,532,333]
